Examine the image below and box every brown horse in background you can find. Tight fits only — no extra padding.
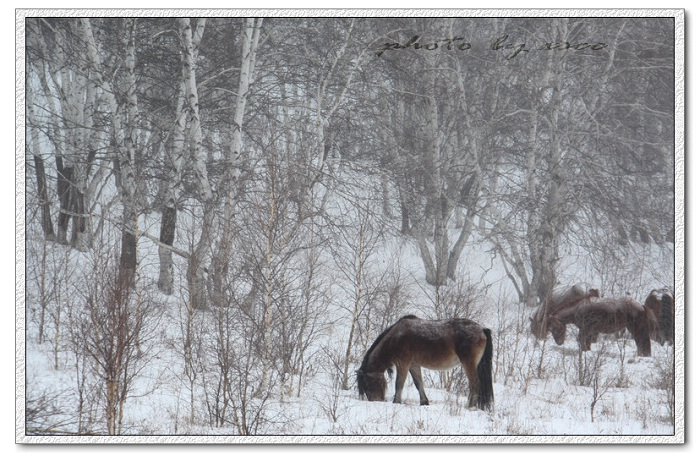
[357,315,494,410]
[644,288,674,345]
[530,284,601,340]
[548,297,652,356]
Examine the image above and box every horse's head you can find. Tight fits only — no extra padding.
[548,316,566,345]
[356,369,386,402]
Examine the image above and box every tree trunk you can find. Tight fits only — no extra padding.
[178,18,214,310]
[157,20,200,294]
[529,23,567,304]
[26,89,55,240]
[117,18,140,284]
[55,158,72,245]
[211,18,262,306]
[157,205,177,294]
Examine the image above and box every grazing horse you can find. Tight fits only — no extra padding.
[530,284,601,340]
[548,297,652,357]
[644,288,675,345]
[357,315,494,410]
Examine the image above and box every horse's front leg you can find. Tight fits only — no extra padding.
[393,365,408,404]
[409,365,429,405]
[578,328,592,351]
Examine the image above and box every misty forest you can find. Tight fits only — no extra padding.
[22,16,678,438]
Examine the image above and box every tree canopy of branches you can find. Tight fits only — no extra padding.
[25,16,674,310]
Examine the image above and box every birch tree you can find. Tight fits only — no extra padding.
[26,82,55,241]
[78,17,142,284]
[177,18,214,311]
[156,18,205,294]
[209,17,263,306]
[26,19,100,251]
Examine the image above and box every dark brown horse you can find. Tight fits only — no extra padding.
[357,315,494,410]
[530,284,601,339]
[548,297,652,356]
[644,288,674,345]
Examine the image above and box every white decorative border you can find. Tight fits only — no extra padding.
[15,8,685,445]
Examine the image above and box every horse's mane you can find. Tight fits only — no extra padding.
[359,315,418,371]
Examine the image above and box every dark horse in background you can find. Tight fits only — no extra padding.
[357,315,494,411]
[530,284,601,340]
[548,297,652,357]
[644,288,674,345]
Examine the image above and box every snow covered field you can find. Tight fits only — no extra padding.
[20,216,680,443]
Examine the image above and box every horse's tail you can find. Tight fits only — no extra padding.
[661,293,674,344]
[643,295,660,342]
[476,328,494,411]
[357,369,366,397]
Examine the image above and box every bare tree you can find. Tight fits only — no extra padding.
[209,18,263,305]
[72,244,163,435]
[175,18,216,311]
[327,188,392,390]
[155,19,205,295]
[485,18,674,306]
[371,18,505,290]
[26,18,102,250]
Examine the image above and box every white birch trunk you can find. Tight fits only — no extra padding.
[81,18,140,281]
[39,20,94,250]
[178,18,214,310]
[26,85,55,239]
[157,20,205,294]
[27,21,71,242]
[211,17,262,305]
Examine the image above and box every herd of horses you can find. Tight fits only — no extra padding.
[356,284,674,411]
[530,284,675,355]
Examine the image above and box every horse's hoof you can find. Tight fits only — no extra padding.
[420,400,429,406]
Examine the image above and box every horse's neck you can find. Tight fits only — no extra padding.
[365,340,392,372]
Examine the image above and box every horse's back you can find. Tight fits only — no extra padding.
[398,316,482,334]
[585,297,644,315]
[448,317,482,332]
[618,297,646,317]
[556,298,639,332]
[389,316,487,371]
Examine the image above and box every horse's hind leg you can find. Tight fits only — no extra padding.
[459,347,485,409]
[392,364,408,404]
[629,321,652,357]
[461,361,480,409]
[409,365,429,405]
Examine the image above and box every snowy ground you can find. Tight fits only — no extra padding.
[19,221,680,444]
[23,336,677,441]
